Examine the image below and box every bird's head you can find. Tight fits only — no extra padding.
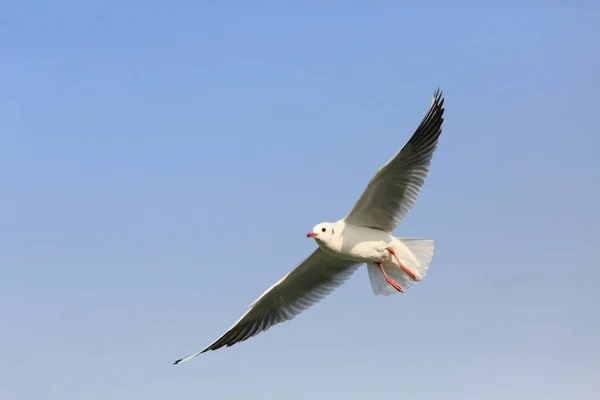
[306,222,336,243]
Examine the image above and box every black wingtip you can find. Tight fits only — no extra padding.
[428,88,445,116]
[433,87,444,102]
[173,358,182,365]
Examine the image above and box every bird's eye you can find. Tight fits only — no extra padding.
[321,227,326,233]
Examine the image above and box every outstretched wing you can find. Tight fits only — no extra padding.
[173,248,359,364]
[344,89,445,232]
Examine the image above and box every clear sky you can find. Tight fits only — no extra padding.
[2,2,599,399]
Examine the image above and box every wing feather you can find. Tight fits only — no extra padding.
[173,248,359,364]
[344,89,445,232]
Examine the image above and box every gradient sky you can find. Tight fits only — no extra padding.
[2,2,599,400]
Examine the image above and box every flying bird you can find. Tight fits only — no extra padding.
[173,89,445,365]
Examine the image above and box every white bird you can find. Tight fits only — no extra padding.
[173,89,445,365]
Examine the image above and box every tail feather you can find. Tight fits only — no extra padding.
[367,264,399,296]
[367,238,434,296]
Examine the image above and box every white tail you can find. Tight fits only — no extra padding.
[367,238,434,296]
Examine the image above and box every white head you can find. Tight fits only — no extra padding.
[306,222,337,244]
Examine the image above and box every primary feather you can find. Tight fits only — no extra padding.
[344,89,445,232]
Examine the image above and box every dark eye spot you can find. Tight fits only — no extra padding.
[321,227,326,233]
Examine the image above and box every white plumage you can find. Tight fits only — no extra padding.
[173,89,445,365]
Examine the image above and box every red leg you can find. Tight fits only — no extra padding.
[378,262,403,293]
[386,247,417,281]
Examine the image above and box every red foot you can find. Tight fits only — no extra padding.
[386,247,417,281]
[378,262,403,293]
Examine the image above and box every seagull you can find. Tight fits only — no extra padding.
[173,89,445,365]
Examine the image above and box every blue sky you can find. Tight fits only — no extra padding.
[2,2,599,399]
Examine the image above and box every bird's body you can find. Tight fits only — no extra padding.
[312,221,421,275]
[310,220,432,295]
[173,89,445,365]
[315,221,393,263]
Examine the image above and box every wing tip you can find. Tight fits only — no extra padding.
[423,87,445,127]
[431,87,444,109]
[172,348,210,365]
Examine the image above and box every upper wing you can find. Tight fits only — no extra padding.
[173,248,359,364]
[344,89,445,232]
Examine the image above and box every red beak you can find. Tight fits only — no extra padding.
[306,232,318,238]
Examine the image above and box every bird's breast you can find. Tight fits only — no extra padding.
[322,224,393,263]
